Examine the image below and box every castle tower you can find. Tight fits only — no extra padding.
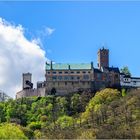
[23,73,33,90]
[98,47,109,69]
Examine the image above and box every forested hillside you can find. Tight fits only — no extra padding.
[0,88,140,139]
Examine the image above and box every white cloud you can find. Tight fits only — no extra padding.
[36,26,55,38]
[45,27,55,36]
[0,18,48,98]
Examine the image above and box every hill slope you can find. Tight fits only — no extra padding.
[0,88,140,139]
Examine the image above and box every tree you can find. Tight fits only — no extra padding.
[56,97,68,116]
[0,123,28,139]
[28,122,41,131]
[70,94,82,114]
[120,66,131,76]
[122,88,127,97]
[56,115,73,129]
[80,88,121,125]
[1,89,140,139]
[0,103,5,122]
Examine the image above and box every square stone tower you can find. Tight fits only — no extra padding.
[22,73,33,89]
[98,47,109,69]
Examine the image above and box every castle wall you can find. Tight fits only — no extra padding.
[16,87,45,99]
[45,81,93,95]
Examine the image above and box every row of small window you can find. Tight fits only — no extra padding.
[124,78,130,81]
[52,81,90,86]
[51,75,90,80]
[47,71,91,74]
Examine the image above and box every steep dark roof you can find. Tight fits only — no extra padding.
[120,73,131,78]
[94,68,102,73]
[120,72,125,75]
[124,75,131,78]
[104,67,120,73]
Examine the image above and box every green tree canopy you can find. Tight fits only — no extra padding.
[0,123,28,139]
[120,66,131,76]
[0,89,140,139]
[56,115,73,129]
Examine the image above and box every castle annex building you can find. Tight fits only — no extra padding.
[16,48,140,99]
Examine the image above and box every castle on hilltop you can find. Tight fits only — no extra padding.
[16,48,140,99]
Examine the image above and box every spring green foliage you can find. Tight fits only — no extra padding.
[122,88,127,96]
[0,88,140,139]
[28,121,41,131]
[0,103,5,122]
[56,115,73,129]
[120,66,131,76]
[0,123,28,139]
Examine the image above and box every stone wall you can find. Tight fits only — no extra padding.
[45,81,93,95]
[16,87,45,99]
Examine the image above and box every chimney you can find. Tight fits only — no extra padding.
[91,62,94,69]
[51,61,53,70]
[68,64,71,70]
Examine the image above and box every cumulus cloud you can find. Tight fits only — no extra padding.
[0,18,48,98]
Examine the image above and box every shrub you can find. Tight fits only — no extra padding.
[28,122,41,131]
[0,123,28,139]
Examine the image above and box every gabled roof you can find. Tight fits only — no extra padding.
[103,67,120,73]
[46,63,92,70]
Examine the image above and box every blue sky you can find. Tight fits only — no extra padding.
[0,1,140,76]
